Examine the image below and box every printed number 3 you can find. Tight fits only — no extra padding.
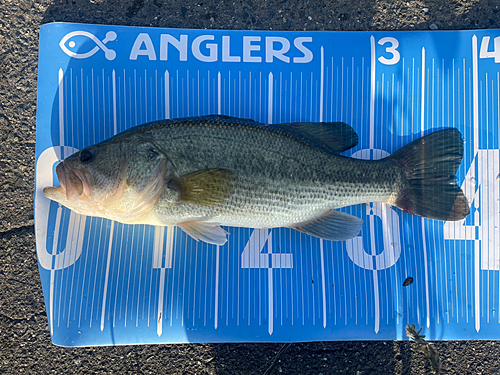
[378,37,400,65]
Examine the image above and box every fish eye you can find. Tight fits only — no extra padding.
[80,148,95,163]
[146,147,159,160]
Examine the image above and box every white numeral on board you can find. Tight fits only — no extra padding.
[241,229,293,269]
[443,150,500,270]
[479,36,500,63]
[378,37,400,65]
[345,203,402,270]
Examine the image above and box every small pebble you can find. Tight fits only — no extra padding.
[14,177,24,188]
[403,277,414,286]
[423,8,429,13]
[429,23,438,30]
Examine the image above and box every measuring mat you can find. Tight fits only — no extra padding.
[35,22,500,346]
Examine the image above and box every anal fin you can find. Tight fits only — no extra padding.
[291,210,363,241]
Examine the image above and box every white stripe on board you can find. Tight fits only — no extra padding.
[484,76,490,324]
[442,59,451,324]
[100,69,118,331]
[186,69,189,116]
[320,240,326,328]
[68,214,86,327]
[102,69,106,134]
[497,76,500,276]
[165,226,174,268]
[497,77,500,320]
[165,70,170,119]
[153,226,165,337]
[50,269,56,335]
[249,71,252,119]
[487,86,499,271]
[100,221,115,331]
[310,71,314,122]
[268,72,273,124]
[157,225,174,335]
[472,34,480,332]
[238,71,242,117]
[268,233,273,335]
[361,57,364,130]
[214,245,220,329]
[473,37,479,154]
[218,72,221,115]
[112,70,117,134]
[340,58,343,121]
[369,36,380,334]
[66,214,84,327]
[351,58,356,128]
[370,209,380,333]
[225,241,229,327]
[90,224,105,328]
[122,70,126,131]
[320,47,324,122]
[259,229,263,326]
[56,162,71,316]
[175,70,178,121]
[136,226,147,327]
[268,267,274,335]
[192,242,199,328]
[50,68,66,336]
[59,69,65,146]
[157,269,166,336]
[169,229,175,327]
[369,36,376,149]
[153,227,165,268]
[420,48,431,328]
[155,70,159,121]
[464,60,469,323]
[300,72,303,120]
[420,50,426,128]
[123,226,135,328]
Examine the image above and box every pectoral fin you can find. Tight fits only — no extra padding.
[173,169,236,206]
[291,210,363,241]
[179,221,230,245]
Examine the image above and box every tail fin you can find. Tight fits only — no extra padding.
[389,129,470,221]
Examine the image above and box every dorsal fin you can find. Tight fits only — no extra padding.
[200,115,259,123]
[270,122,359,154]
[198,116,358,153]
[115,116,358,155]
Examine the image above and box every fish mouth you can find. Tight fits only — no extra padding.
[54,162,92,201]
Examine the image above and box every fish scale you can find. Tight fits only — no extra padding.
[146,117,398,227]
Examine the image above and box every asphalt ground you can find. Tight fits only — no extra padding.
[2,0,500,373]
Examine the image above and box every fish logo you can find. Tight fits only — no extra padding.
[59,30,117,60]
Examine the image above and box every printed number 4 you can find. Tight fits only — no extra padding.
[378,37,400,65]
[480,36,500,63]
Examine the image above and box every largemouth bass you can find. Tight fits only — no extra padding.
[43,115,470,245]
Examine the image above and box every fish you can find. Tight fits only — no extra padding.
[43,115,470,245]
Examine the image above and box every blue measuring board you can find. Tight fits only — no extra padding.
[35,22,500,346]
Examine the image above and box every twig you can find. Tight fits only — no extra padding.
[406,324,442,375]
[260,343,292,375]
